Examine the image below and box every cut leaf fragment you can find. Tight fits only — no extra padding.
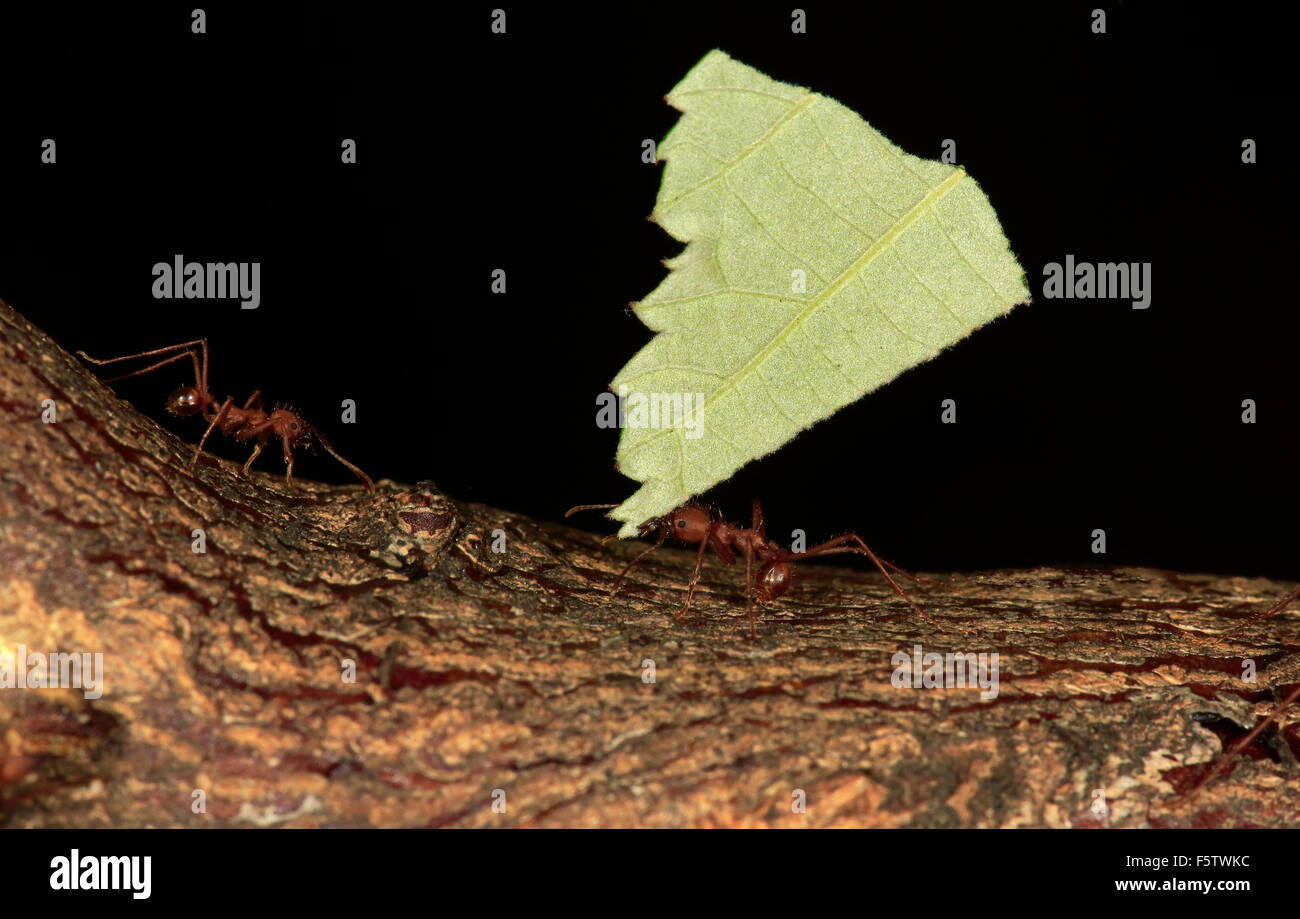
[611,50,1029,537]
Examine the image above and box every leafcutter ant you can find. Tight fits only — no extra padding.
[77,338,373,490]
[566,501,926,637]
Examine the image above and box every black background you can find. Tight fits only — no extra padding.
[0,3,1293,580]
[0,827,1283,906]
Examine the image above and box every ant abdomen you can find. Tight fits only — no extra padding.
[165,386,204,417]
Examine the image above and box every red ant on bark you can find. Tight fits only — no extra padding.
[77,339,373,491]
[567,501,927,637]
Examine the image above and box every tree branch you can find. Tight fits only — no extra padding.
[1,297,1296,827]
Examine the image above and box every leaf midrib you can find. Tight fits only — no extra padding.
[628,155,967,462]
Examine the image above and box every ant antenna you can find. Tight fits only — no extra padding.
[565,504,669,594]
[610,529,668,597]
[565,503,618,517]
[313,429,375,491]
[566,503,623,544]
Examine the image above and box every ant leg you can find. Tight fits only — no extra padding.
[96,350,195,384]
[805,533,920,584]
[1206,583,1300,647]
[677,536,711,623]
[1185,683,1300,801]
[1173,586,1300,799]
[241,442,264,474]
[281,433,298,490]
[78,340,206,389]
[746,502,764,639]
[873,553,920,584]
[190,397,233,469]
[706,529,736,565]
[805,535,931,622]
[744,544,756,640]
[243,390,263,411]
[1263,585,1300,618]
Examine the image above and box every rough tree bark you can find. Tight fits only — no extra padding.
[0,297,1296,828]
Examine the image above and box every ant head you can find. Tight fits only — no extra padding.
[269,408,314,446]
[165,386,204,417]
[754,560,791,602]
[653,504,711,543]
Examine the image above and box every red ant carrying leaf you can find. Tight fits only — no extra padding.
[567,500,928,637]
[77,338,373,491]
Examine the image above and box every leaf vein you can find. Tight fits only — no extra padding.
[657,94,818,215]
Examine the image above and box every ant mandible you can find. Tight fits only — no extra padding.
[567,500,926,637]
[77,338,374,491]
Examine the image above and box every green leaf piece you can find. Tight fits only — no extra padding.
[610,50,1029,537]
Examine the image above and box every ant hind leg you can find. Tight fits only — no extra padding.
[1211,583,1300,646]
[805,535,936,627]
[78,340,207,390]
[808,533,921,584]
[1183,682,1300,802]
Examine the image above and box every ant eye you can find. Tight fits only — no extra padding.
[676,520,686,529]
[291,423,299,431]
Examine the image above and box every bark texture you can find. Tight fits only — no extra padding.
[1,297,1297,828]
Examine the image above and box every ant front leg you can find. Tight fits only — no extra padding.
[280,432,298,489]
[191,397,233,469]
[677,535,712,623]
[243,390,264,411]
